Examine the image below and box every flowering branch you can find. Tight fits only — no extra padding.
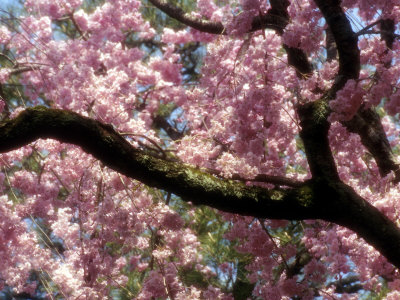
[147,0,285,34]
[0,107,317,220]
[147,0,224,34]
[147,0,313,77]
[314,0,400,180]
[343,107,400,180]
[2,107,400,268]
[313,0,360,94]
[267,0,312,77]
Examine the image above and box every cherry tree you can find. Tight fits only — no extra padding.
[1,0,400,298]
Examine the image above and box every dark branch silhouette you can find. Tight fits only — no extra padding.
[2,107,400,268]
[148,0,286,34]
[313,0,400,180]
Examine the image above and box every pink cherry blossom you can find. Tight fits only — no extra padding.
[2,0,400,299]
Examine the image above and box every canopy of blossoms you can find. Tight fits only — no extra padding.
[1,0,400,299]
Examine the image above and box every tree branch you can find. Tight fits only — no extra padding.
[2,107,400,268]
[152,114,184,141]
[380,19,395,50]
[325,27,337,61]
[314,0,399,180]
[313,0,360,94]
[267,0,313,77]
[147,0,312,78]
[297,100,339,181]
[147,0,286,34]
[0,107,319,219]
[139,0,400,268]
[343,107,400,180]
[147,0,224,34]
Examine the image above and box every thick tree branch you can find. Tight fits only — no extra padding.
[0,107,319,219]
[325,27,337,61]
[314,0,399,180]
[343,107,400,180]
[2,107,400,268]
[297,100,339,181]
[380,19,396,50]
[313,0,360,94]
[332,181,400,270]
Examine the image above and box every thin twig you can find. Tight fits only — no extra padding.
[121,132,167,158]
[355,19,382,36]
[259,218,291,273]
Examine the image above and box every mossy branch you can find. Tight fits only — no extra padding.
[2,107,400,268]
[0,107,319,219]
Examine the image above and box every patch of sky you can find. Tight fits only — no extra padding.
[169,106,187,132]
[0,0,20,11]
